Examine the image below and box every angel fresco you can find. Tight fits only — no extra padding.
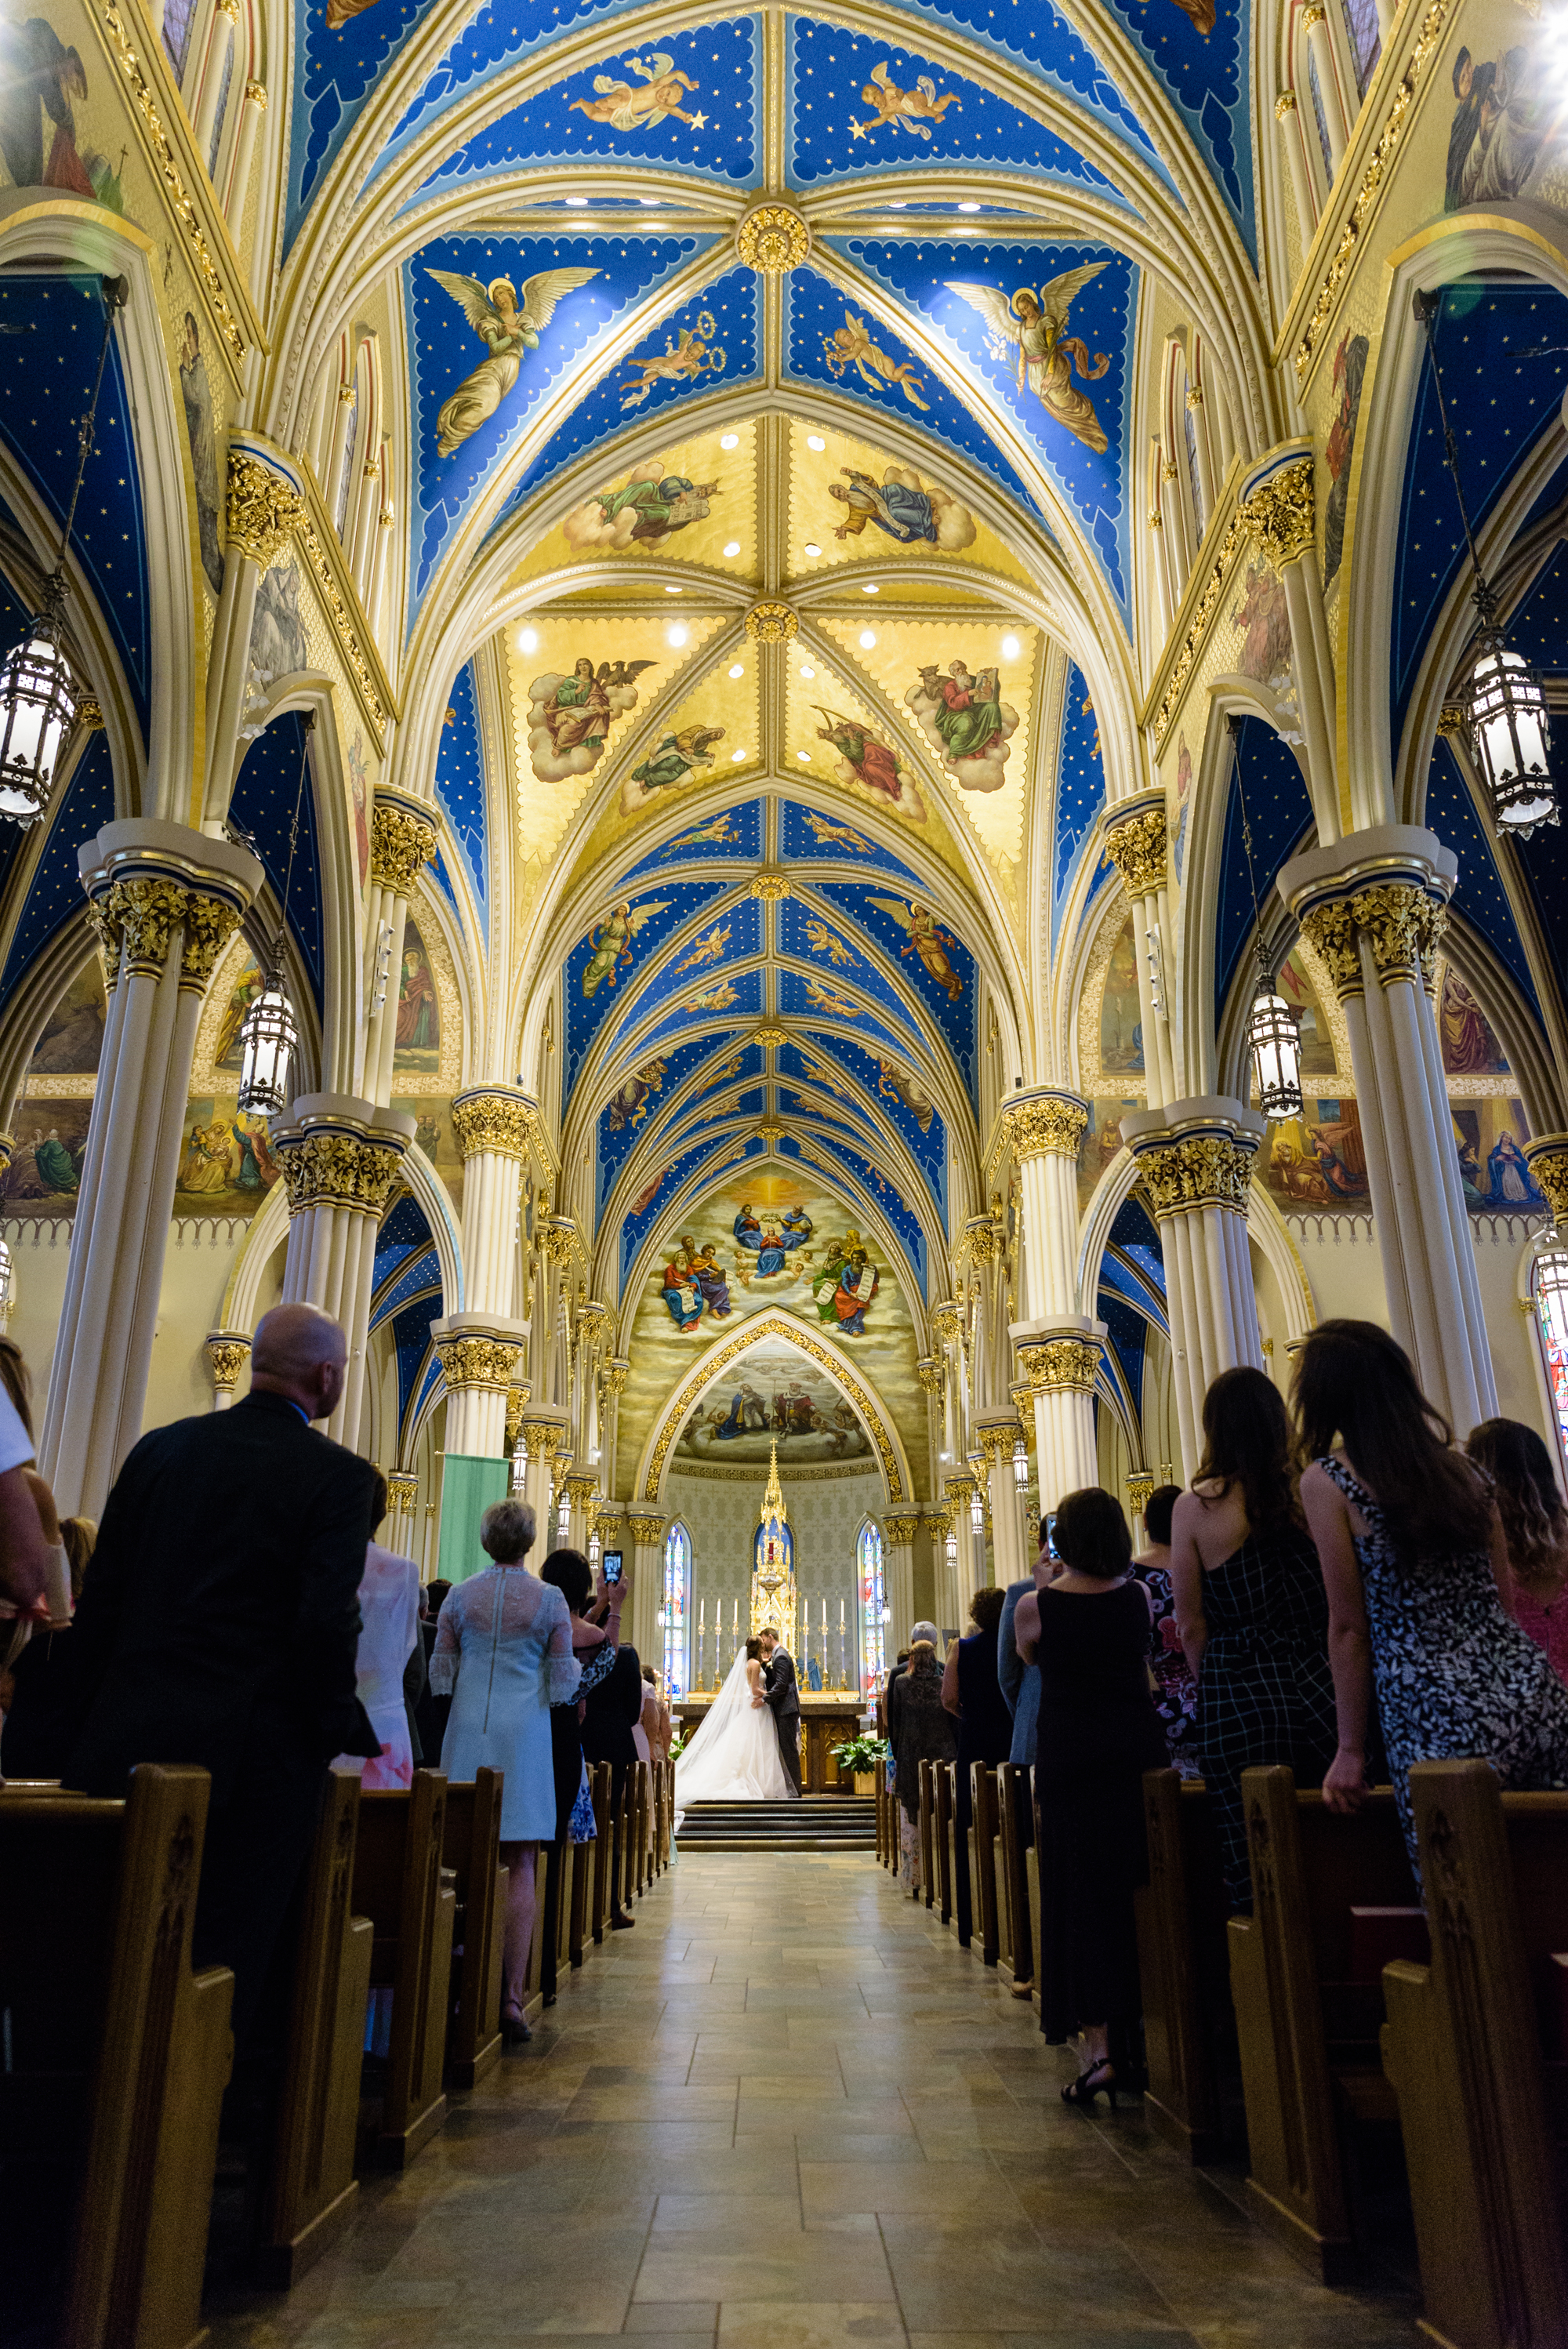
[877,1055,935,1131]
[804,977,860,1019]
[528,655,652,782]
[621,319,725,409]
[815,708,924,819]
[804,919,857,969]
[669,811,737,848]
[605,1056,667,1131]
[850,61,962,140]
[945,267,1112,454]
[870,898,965,1001]
[820,311,931,410]
[426,267,600,456]
[675,922,731,974]
[692,979,739,1011]
[803,811,873,853]
[568,52,707,133]
[625,723,725,812]
[581,900,669,999]
[0,18,123,209]
[1446,45,1566,212]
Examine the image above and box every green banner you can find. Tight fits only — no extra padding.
[438,1453,511,1585]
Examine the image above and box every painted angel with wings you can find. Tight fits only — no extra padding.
[568,52,706,133]
[944,264,1112,454]
[426,267,600,456]
[869,898,965,1001]
[581,899,668,999]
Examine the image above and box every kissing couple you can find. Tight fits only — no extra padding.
[673,1622,802,1806]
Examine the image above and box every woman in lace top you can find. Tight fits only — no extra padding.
[431,1499,581,2036]
[1297,1321,1568,1873]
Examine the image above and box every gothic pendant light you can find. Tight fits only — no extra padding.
[1011,1431,1029,1494]
[1231,721,1304,1120]
[0,276,126,826]
[1414,289,1558,838]
[236,721,310,1114]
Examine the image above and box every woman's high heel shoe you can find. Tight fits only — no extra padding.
[500,2006,532,2045]
[1060,2057,1117,2109]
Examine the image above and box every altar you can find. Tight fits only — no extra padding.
[672,1694,869,1795]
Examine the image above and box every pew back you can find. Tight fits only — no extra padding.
[354,1774,455,2168]
[441,1768,506,2089]
[1136,1771,1233,2163]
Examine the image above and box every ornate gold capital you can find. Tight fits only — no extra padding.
[562,1473,597,1510]
[1299,899,1362,998]
[504,1383,531,1448]
[1104,808,1167,898]
[976,1421,1020,1467]
[736,205,811,273]
[599,1356,630,1400]
[1348,882,1446,989]
[387,1470,419,1510]
[437,1335,521,1392]
[180,892,243,993]
[244,77,267,106]
[1275,87,1298,117]
[627,1512,666,1546]
[749,870,790,900]
[1527,1138,1568,1225]
[542,1215,580,1265]
[370,802,437,894]
[278,1131,405,1216]
[744,601,798,644]
[1136,1133,1257,1218]
[205,1336,249,1392]
[1126,1471,1156,1514]
[1017,1337,1101,1392]
[523,1416,564,1458]
[452,1090,532,1162]
[883,1513,920,1545]
[916,1356,946,1397]
[1003,1092,1088,1160]
[1240,455,1316,571]
[931,1302,962,1349]
[226,450,305,570]
[965,1215,999,1265]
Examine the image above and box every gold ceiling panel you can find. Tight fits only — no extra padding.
[786,419,1032,590]
[507,418,760,591]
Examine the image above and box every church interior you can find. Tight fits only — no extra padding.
[3,0,1568,2335]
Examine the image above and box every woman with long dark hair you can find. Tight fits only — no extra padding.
[1465,1417,1568,1686]
[1169,1365,1338,1910]
[1297,1321,1568,1871]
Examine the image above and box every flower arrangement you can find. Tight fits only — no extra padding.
[829,1733,888,1775]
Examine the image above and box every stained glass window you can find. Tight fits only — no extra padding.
[857,1520,886,1691]
[1307,50,1334,181]
[662,1522,691,1698]
[1534,1248,1568,1478]
[1341,0,1381,98]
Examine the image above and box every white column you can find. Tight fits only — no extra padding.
[273,1095,414,1446]
[40,824,260,1516]
[628,1512,665,1679]
[1003,1089,1104,1512]
[1239,448,1338,841]
[205,1331,250,1412]
[208,449,307,811]
[1283,833,1497,1436]
[1276,89,1319,247]
[976,1414,1028,1588]
[521,1407,567,1551]
[883,1513,917,1654]
[193,0,237,161]
[433,1320,527,1461]
[1303,2,1348,172]
[223,78,266,228]
[448,1090,535,1447]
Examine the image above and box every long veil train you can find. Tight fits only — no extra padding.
[673,1639,799,1823]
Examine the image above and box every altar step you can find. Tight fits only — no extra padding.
[676,1798,876,1852]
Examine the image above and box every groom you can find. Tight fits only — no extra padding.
[757,1626,802,1794]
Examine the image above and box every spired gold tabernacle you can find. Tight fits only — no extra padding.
[750,1440,797,1665]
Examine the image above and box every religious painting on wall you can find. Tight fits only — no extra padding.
[1077,1098,1138,1211]
[28,961,105,1075]
[1099,920,1144,1075]
[1275,950,1336,1076]
[942,267,1112,453]
[1444,43,1566,214]
[563,463,724,551]
[1,1099,92,1214]
[212,953,264,1073]
[1323,333,1369,592]
[904,656,1020,792]
[1453,1099,1544,1211]
[1261,1100,1371,1211]
[172,1098,281,1216]
[677,1345,872,1466]
[394,920,441,1076]
[1439,967,1510,1076]
[406,1095,465,1215]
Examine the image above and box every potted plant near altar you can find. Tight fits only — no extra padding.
[829,1733,887,1797]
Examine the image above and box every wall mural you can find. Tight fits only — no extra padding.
[172,1101,281,1214]
[394,919,441,1076]
[2,1100,92,1213]
[28,961,104,1075]
[1444,42,1566,215]
[943,264,1112,453]
[904,657,1021,793]
[1099,917,1144,1075]
[528,654,653,783]
[1077,1096,1138,1211]
[678,1345,872,1465]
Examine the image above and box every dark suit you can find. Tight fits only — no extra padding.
[764,1646,802,1793]
[64,1389,379,2049]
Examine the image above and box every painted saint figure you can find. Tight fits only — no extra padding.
[870,896,966,1002]
[945,267,1112,454]
[828,468,938,545]
[815,710,908,808]
[581,899,668,998]
[426,267,600,456]
[630,724,725,795]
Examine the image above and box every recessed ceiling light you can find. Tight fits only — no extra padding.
[800,663,816,680]
[808,434,826,452]
[666,623,689,647]
[731,748,747,762]
[723,540,740,557]
[797,750,811,764]
[664,584,683,594]
[517,626,539,655]
[804,542,822,558]
[858,630,877,650]
[862,583,879,595]
[728,662,745,678]
[640,197,660,206]
[1001,634,1021,659]
[720,432,740,449]
[959,201,979,212]
[890,201,906,211]
[565,196,588,207]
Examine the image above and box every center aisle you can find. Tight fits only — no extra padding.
[209,1853,1419,2348]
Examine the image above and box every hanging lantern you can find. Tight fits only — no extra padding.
[1247,963,1304,1121]
[588,1526,601,1567]
[0,619,78,825]
[236,969,298,1115]
[1011,1432,1029,1494]
[1468,631,1558,837]
[510,1427,528,1495]
[943,1521,958,1570]
[969,1482,985,1536]
[1535,1233,1568,1355]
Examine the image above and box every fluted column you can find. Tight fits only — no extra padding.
[40,823,260,1516]
[363,799,438,1105]
[386,1470,419,1553]
[1103,801,1176,1106]
[1238,446,1338,838]
[1275,89,1318,245]
[975,1413,1028,1588]
[1282,830,1496,1435]
[598,1355,630,1494]
[563,1472,596,1555]
[882,1512,918,1654]
[1003,1089,1102,1510]
[224,77,266,230]
[521,1407,568,1551]
[1302,1,1348,170]
[205,1331,250,1411]
[628,1512,666,1679]
[192,0,236,158]
[208,446,307,808]
[273,1094,412,1446]
[432,1321,525,1463]
[1119,1100,1265,1475]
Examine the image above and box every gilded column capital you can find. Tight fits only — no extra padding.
[931,1302,962,1349]
[599,1356,631,1400]
[370,800,438,894]
[1103,804,1167,898]
[916,1356,946,1397]
[387,1470,419,1512]
[943,1472,977,1506]
[542,1215,582,1265]
[1126,1471,1156,1515]
[1017,1335,1102,1392]
[437,1334,521,1391]
[1299,898,1363,999]
[523,1415,566,1458]
[563,1472,597,1509]
[976,1420,1020,1467]
[1135,1133,1257,1218]
[277,1129,406,1216]
[1002,1089,1089,1160]
[883,1512,920,1545]
[1275,88,1298,117]
[1526,1135,1568,1226]
[1348,881,1447,990]
[1240,451,1315,570]
[452,1087,534,1161]
[504,1383,531,1448]
[205,1334,250,1393]
[225,448,305,569]
[96,876,190,978]
[180,892,243,993]
[964,1213,1000,1265]
[627,1512,666,1546]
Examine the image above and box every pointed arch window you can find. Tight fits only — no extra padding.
[857,1519,887,1691]
[662,1521,691,1698]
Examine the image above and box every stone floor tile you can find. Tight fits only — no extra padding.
[714,2302,906,2349]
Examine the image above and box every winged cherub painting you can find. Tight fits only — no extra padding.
[869,899,965,1001]
[851,61,962,140]
[945,264,1112,454]
[568,52,707,133]
[582,900,670,999]
[426,267,600,456]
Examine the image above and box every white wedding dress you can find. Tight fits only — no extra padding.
[674,1643,798,1816]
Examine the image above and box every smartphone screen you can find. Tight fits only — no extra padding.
[1044,1512,1058,1561]
[602,1550,624,1584]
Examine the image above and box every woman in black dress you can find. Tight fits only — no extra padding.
[887,1638,956,1894]
[538,1548,622,1999]
[941,1585,1014,1944]
[1014,1487,1166,2108]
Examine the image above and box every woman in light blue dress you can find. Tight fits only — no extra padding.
[430,1498,581,2039]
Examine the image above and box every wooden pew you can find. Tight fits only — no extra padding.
[442,1767,507,2089]
[917,1759,935,1904]
[652,1756,667,1878]
[354,1772,456,2169]
[873,1759,888,1866]
[632,1760,651,1900]
[1381,1761,1568,2349]
[1135,1770,1235,2164]
[970,1765,1001,1966]
[1230,1766,1421,2281]
[935,1763,956,1929]
[569,1811,590,1966]
[0,1764,234,2349]
[539,1836,566,2005]
[1025,1767,1042,2018]
[996,1763,1033,1995]
[590,1759,612,1943]
[253,1768,373,2287]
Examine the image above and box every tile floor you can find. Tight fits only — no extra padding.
[205,1851,1424,2349]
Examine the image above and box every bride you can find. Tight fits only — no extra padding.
[674,1636,799,1809]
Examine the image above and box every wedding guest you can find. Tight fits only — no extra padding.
[433,1501,581,2039]
[60,1516,96,1607]
[1134,1484,1197,1777]
[1465,1417,1568,1685]
[414,1579,451,1761]
[887,1637,955,1894]
[332,1471,421,1790]
[1171,1367,1338,1911]
[942,1585,1013,1944]
[583,1618,645,1930]
[539,1549,622,1995]
[639,1661,670,1763]
[1297,1321,1568,1872]
[1014,1487,1165,2106]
